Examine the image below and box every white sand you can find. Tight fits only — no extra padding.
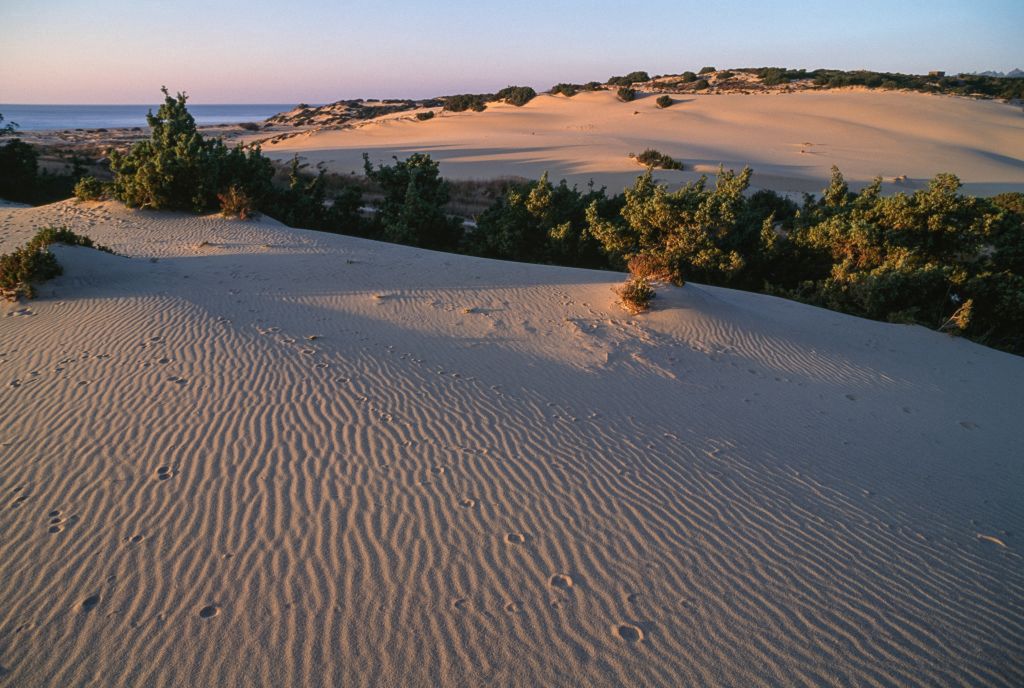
[261,90,1024,196]
[1,200,1022,686]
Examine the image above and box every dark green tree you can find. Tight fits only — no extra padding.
[362,153,462,250]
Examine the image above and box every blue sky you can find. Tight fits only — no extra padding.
[1,0,1021,103]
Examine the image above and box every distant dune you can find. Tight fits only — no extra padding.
[262,89,1024,196]
[2,199,1022,686]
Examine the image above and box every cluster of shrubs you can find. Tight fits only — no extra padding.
[0,114,91,205]
[607,71,650,86]
[0,227,112,300]
[549,82,603,97]
[442,94,490,113]
[494,86,537,106]
[633,149,683,170]
[742,67,1024,99]
[415,111,436,121]
[585,166,1024,353]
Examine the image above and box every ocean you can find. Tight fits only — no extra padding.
[0,104,298,132]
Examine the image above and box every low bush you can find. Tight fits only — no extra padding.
[617,87,637,102]
[633,149,682,170]
[495,86,537,106]
[550,83,578,97]
[74,175,108,201]
[679,71,697,83]
[698,66,716,75]
[693,79,709,90]
[656,95,673,108]
[0,227,110,300]
[617,277,655,313]
[238,122,261,131]
[607,71,650,86]
[218,185,257,219]
[416,111,436,121]
[717,71,734,80]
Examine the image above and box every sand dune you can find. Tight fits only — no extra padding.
[2,200,1023,686]
[262,90,1024,196]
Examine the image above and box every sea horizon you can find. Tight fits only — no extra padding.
[0,103,304,132]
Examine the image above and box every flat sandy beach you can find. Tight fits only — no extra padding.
[262,90,1024,196]
[2,199,1022,686]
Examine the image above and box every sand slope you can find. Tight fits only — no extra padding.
[1,200,1023,687]
[262,90,1024,196]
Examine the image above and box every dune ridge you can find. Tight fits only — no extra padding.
[1,200,1022,686]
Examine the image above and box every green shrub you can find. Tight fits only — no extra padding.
[442,94,489,112]
[1,227,110,300]
[698,66,716,75]
[679,71,697,83]
[464,172,614,267]
[607,71,650,86]
[74,175,108,201]
[551,83,579,97]
[109,87,273,212]
[634,149,682,170]
[0,137,39,203]
[617,87,637,102]
[362,153,462,250]
[656,95,673,108]
[416,111,436,121]
[495,86,537,106]
[693,79,709,90]
[717,71,734,80]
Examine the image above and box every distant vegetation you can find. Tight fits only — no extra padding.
[442,94,490,113]
[607,71,650,86]
[1,227,111,300]
[616,87,637,102]
[0,114,87,204]
[633,149,683,170]
[549,82,603,97]
[495,86,537,106]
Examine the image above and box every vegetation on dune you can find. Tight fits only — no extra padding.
[617,87,637,102]
[549,82,603,97]
[633,149,683,171]
[0,113,87,204]
[416,111,436,121]
[109,88,274,212]
[494,86,537,106]
[607,71,650,86]
[362,152,463,250]
[656,95,674,108]
[464,172,616,267]
[74,175,110,202]
[442,94,490,112]
[1,227,112,300]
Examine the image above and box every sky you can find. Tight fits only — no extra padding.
[1,0,1021,104]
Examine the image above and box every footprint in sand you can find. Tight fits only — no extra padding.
[81,595,101,612]
[48,510,64,533]
[505,532,526,544]
[959,420,980,430]
[614,624,644,642]
[504,601,521,613]
[198,605,220,619]
[845,394,857,401]
[550,574,574,589]
[460,498,477,509]
[156,466,173,481]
